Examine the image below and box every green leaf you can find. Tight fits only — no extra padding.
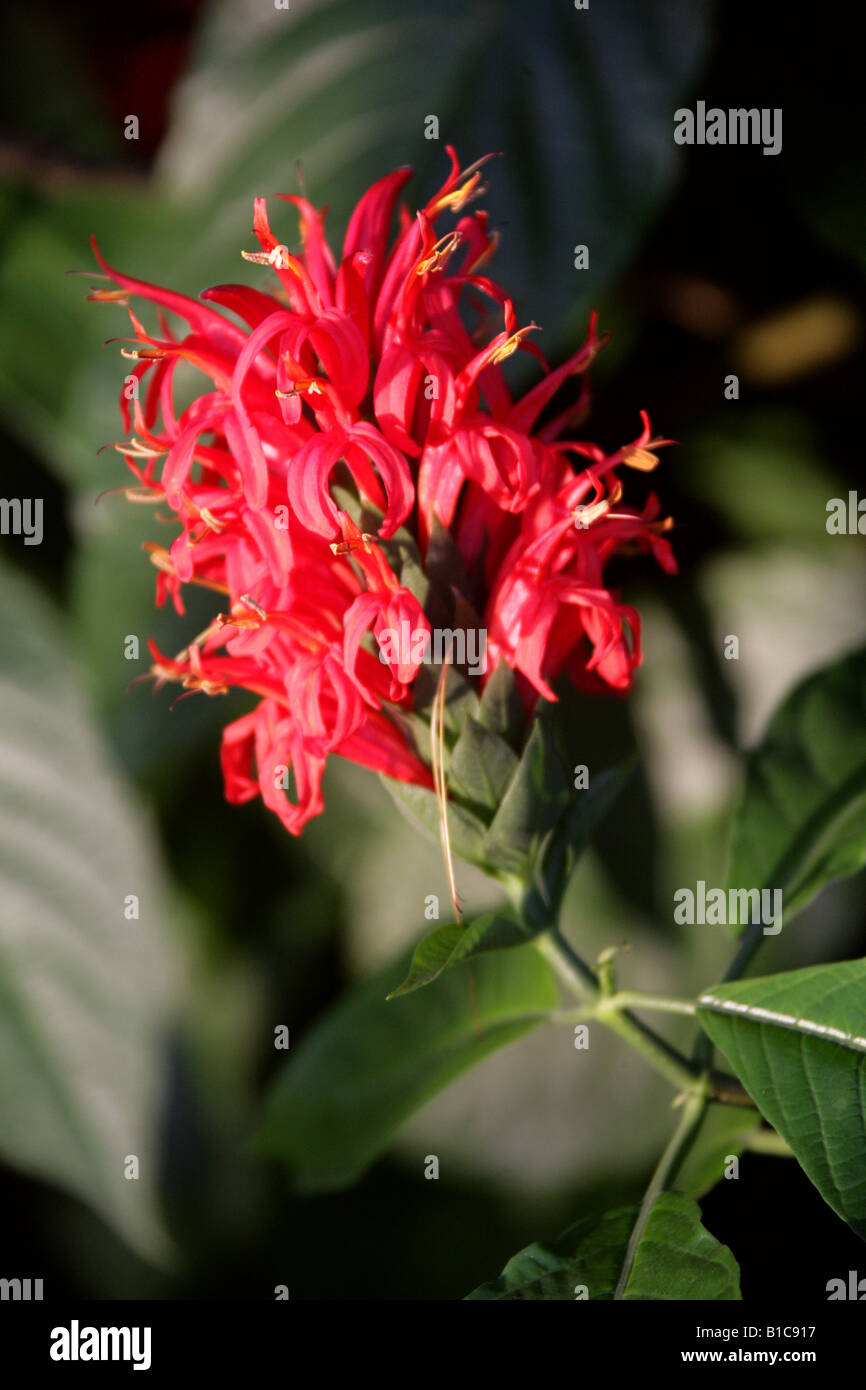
[448,717,520,816]
[0,564,180,1263]
[674,1106,763,1200]
[527,757,634,924]
[410,662,481,740]
[380,776,490,868]
[698,959,866,1239]
[482,713,572,877]
[728,645,866,921]
[466,1192,741,1300]
[553,684,660,920]
[255,942,557,1191]
[388,912,532,997]
[477,659,525,750]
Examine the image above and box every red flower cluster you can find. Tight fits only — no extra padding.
[96,149,675,835]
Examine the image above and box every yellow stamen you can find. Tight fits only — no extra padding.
[429,171,485,217]
[123,488,163,503]
[415,231,462,276]
[329,532,375,557]
[240,593,267,618]
[87,288,131,305]
[114,440,167,460]
[242,245,295,272]
[198,506,225,533]
[489,324,537,365]
[622,446,660,472]
[572,483,622,529]
[182,676,228,697]
[216,611,262,630]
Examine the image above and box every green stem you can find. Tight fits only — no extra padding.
[598,1006,699,1094]
[603,990,697,1018]
[537,928,600,996]
[538,929,700,1094]
[613,1082,711,1299]
[744,1128,794,1157]
[538,932,755,1106]
[721,919,767,983]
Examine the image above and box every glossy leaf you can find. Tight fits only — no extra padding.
[698,959,866,1239]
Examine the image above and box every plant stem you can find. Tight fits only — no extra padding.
[744,1128,794,1157]
[613,1081,711,1299]
[537,931,756,1106]
[536,928,600,996]
[721,919,767,983]
[538,929,700,1093]
[604,990,697,1017]
[599,1005,700,1093]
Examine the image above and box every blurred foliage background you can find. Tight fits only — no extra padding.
[0,0,864,1299]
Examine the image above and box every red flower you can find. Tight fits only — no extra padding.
[94,149,675,836]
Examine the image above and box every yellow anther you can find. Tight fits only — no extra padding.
[242,245,293,271]
[429,171,486,217]
[489,324,537,365]
[329,533,374,557]
[415,231,463,276]
[115,440,167,460]
[622,446,660,472]
[239,593,267,618]
[87,288,131,305]
[123,488,162,503]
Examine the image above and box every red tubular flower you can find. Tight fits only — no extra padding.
[96,148,675,835]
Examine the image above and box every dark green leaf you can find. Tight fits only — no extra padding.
[698,959,866,1239]
[0,564,179,1262]
[477,659,525,750]
[467,1192,740,1300]
[380,776,490,868]
[526,757,635,924]
[410,662,481,740]
[256,943,557,1191]
[728,645,866,922]
[448,717,520,816]
[482,713,571,877]
[553,683,659,920]
[388,912,532,997]
[674,1106,763,1201]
